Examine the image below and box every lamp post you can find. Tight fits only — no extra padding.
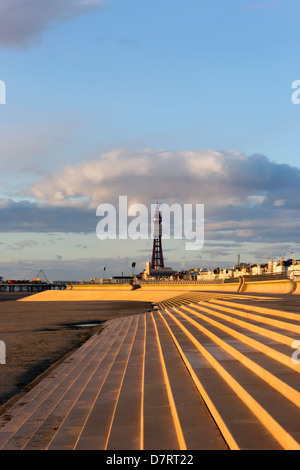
[132,262,136,277]
[291,252,294,279]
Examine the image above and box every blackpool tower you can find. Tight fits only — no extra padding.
[151,204,164,269]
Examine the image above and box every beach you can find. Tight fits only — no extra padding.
[0,292,152,415]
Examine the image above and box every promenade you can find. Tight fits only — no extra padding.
[0,290,300,450]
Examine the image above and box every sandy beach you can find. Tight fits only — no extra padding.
[0,292,152,415]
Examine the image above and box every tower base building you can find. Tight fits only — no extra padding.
[142,262,175,280]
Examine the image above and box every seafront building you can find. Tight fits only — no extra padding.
[1,255,299,286]
[195,257,300,281]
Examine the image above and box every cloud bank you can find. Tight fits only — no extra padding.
[1,148,299,278]
[0,148,295,245]
[30,148,300,211]
[0,0,105,48]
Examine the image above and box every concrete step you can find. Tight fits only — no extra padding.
[0,296,299,450]
[150,312,228,450]
[195,300,300,367]
[157,292,279,309]
[162,307,300,449]
[160,309,282,450]
[74,315,139,450]
[142,313,181,450]
[0,317,129,449]
[190,302,295,348]
[206,299,300,335]
[104,314,146,450]
[47,315,137,450]
[180,304,298,372]
[175,305,300,407]
[209,299,300,322]
[0,333,99,431]
[26,316,134,450]
[0,318,123,431]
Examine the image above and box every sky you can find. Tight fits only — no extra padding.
[0,0,300,280]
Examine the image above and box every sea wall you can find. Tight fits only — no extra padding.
[240,279,297,294]
[137,283,238,292]
[66,283,134,291]
[17,279,300,302]
[291,280,300,295]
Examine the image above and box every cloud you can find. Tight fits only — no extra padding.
[30,148,300,211]
[0,256,152,281]
[0,199,95,232]
[8,239,39,250]
[0,0,105,48]
[27,148,300,247]
[2,148,300,250]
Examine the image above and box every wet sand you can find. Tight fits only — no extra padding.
[0,293,152,415]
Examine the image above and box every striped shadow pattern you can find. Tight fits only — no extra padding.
[0,295,299,450]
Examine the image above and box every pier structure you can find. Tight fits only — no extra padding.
[0,283,65,293]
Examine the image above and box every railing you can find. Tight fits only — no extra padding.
[138,279,224,285]
[243,273,289,282]
[68,279,133,285]
[223,277,240,283]
[0,283,66,292]
[136,273,291,286]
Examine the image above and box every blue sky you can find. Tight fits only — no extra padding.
[0,0,300,280]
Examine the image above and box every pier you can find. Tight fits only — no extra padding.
[0,283,66,293]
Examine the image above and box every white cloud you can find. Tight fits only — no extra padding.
[1,148,300,250]
[29,148,242,206]
[29,148,300,213]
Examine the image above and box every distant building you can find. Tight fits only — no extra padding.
[251,264,267,275]
[142,262,175,280]
[197,269,216,281]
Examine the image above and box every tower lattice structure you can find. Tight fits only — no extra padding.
[151,204,164,269]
